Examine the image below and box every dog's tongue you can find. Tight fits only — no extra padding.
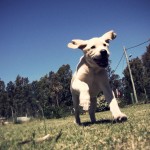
[98,62,108,68]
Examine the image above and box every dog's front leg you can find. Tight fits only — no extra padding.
[72,79,90,111]
[108,92,127,121]
[100,72,127,121]
[104,88,127,121]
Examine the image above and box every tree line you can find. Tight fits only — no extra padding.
[0,45,150,119]
[0,64,72,119]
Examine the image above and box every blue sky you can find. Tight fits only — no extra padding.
[0,0,150,84]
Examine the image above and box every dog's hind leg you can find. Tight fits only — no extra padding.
[72,93,81,125]
[89,97,97,123]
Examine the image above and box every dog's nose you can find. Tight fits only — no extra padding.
[100,49,107,57]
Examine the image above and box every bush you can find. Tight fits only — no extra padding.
[96,95,109,112]
[117,98,128,108]
[44,106,73,119]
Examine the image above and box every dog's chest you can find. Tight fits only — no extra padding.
[88,74,102,96]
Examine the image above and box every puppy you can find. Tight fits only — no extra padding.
[68,30,127,125]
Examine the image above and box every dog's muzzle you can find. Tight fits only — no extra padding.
[93,50,109,68]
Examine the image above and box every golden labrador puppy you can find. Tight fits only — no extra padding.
[68,30,127,125]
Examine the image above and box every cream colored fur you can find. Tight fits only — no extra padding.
[68,30,127,125]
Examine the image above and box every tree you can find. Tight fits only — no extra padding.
[36,74,54,118]
[142,44,150,100]
[106,60,114,81]
[123,57,145,103]
[0,79,7,117]
[6,76,33,118]
[14,75,31,116]
[6,81,16,120]
[107,60,122,98]
[110,74,122,98]
[56,64,72,106]
[21,77,33,116]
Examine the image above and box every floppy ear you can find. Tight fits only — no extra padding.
[101,30,117,43]
[67,39,87,50]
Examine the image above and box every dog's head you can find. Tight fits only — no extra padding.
[68,30,116,68]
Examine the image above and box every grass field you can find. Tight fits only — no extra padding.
[0,104,150,150]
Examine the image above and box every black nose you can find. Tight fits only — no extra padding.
[100,49,107,57]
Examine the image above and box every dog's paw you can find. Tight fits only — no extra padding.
[113,113,127,123]
[74,120,81,125]
[80,100,90,111]
[79,93,90,111]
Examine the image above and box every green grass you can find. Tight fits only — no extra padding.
[0,104,150,150]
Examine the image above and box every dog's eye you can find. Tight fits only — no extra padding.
[91,46,96,49]
[103,44,107,47]
[105,40,109,43]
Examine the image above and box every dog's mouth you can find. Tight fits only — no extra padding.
[93,57,108,68]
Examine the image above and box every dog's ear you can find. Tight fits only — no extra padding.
[101,30,117,43]
[67,39,87,50]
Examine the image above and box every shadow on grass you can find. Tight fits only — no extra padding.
[81,118,127,126]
